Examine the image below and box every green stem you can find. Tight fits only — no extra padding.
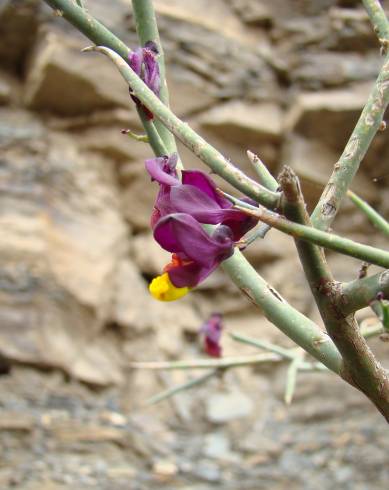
[341,270,389,315]
[136,107,168,156]
[347,190,389,236]
[122,129,149,143]
[230,332,299,360]
[279,166,334,307]
[278,168,389,420]
[361,322,384,339]
[230,332,327,371]
[246,150,279,192]
[373,299,389,331]
[43,0,130,59]
[146,370,216,405]
[129,352,281,370]
[82,46,280,208]
[238,223,271,247]
[42,0,389,420]
[131,0,177,154]
[285,357,303,405]
[222,250,342,374]
[231,200,389,268]
[362,0,389,41]
[370,300,389,333]
[310,52,389,231]
[323,310,389,421]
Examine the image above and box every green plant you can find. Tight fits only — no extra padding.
[43,0,389,421]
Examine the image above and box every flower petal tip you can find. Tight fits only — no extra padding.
[149,272,190,302]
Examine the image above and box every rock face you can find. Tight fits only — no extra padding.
[25,31,130,115]
[0,109,128,384]
[0,1,388,488]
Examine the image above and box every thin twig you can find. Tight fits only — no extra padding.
[229,200,389,268]
[361,322,384,339]
[130,352,281,370]
[136,106,168,156]
[285,356,303,405]
[229,332,327,371]
[238,223,272,248]
[347,190,389,236]
[230,332,298,360]
[145,370,217,405]
[122,128,149,143]
[246,150,279,192]
[279,166,334,314]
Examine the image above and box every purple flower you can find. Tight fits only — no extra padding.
[170,172,259,241]
[200,313,223,358]
[145,154,258,240]
[128,41,160,119]
[145,154,179,227]
[153,213,234,288]
[145,153,179,187]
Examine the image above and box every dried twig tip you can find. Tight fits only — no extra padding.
[246,150,258,164]
[81,45,95,53]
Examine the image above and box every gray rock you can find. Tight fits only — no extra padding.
[198,101,283,144]
[24,30,130,115]
[167,67,217,117]
[113,258,201,351]
[242,228,297,267]
[291,52,381,88]
[120,163,158,231]
[131,232,169,277]
[206,390,254,423]
[228,0,274,26]
[281,135,377,207]
[0,118,128,385]
[154,1,277,101]
[284,84,369,151]
[324,7,379,52]
[0,70,20,105]
[75,123,145,163]
[189,459,221,482]
[112,258,158,333]
[0,0,40,71]
[0,108,45,146]
[203,431,241,462]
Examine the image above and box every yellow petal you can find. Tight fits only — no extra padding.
[149,272,190,301]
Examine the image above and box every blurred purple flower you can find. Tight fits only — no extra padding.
[200,313,223,358]
[154,213,234,288]
[145,154,258,240]
[128,41,160,119]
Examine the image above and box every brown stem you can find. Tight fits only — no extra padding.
[279,166,389,422]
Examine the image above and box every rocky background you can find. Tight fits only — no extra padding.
[0,0,389,489]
